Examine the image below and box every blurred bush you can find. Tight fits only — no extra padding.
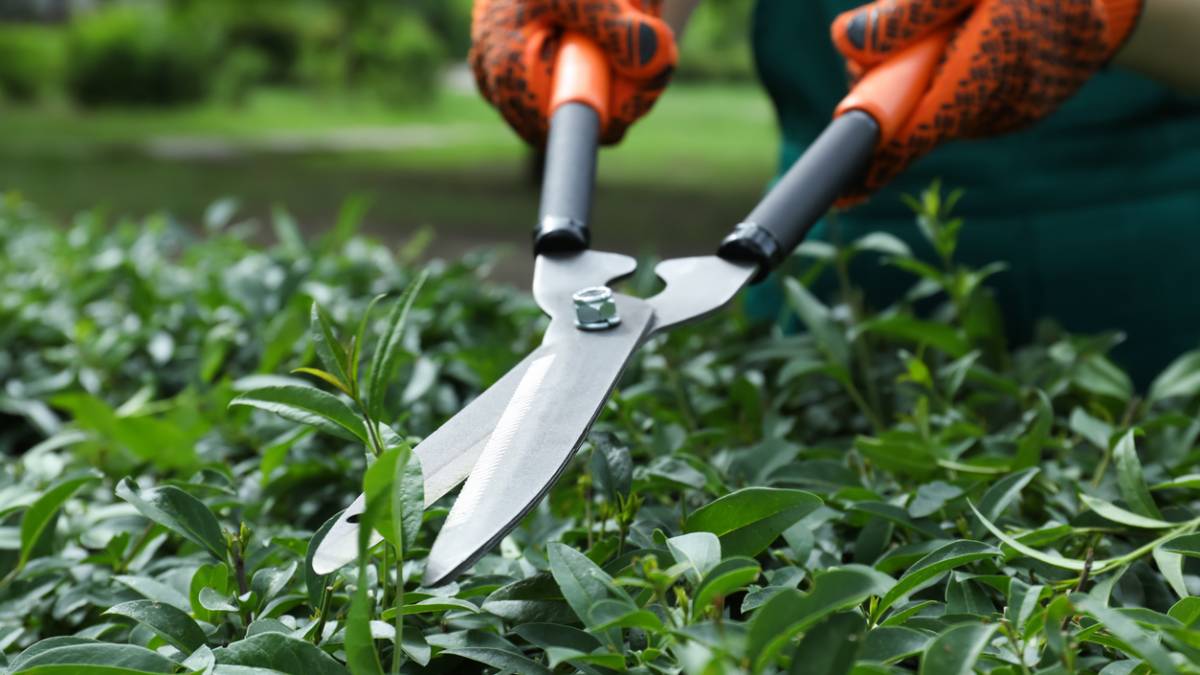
[4,0,751,111]
[676,0,755,82]
[65,5,221,107]
[348,13,444,106]
[0,23,65,103]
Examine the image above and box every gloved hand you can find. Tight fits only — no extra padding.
[830,0,1143,202]
[470,0,677,146]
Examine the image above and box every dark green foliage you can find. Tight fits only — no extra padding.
[4,185,1200,672]
[0,24,65,103]
[64,5,221,107]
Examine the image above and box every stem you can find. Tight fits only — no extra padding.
[391,553,404,675]
[311,581,337,644]
[835,252,884,423]
[229,531,251,627]
[844,377,885,434]
[115,523,156,574]
[583,481,594,550]
[1001,620,1031,675]
[664,353,698,432]
[362,410,386,457]
[1049,519,1200,589]
[1093,403,1141,488]
[380,545,390,610]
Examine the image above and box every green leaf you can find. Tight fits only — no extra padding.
[1113,430,1163,519]
[969,501,1087,571]
[685,487,822,557]
[482,575,576,625]
[103,600,206,653]
[197,587,237,613]
[973,467,1038,537]
[9,639,175,673]
[517,625,625,670]
[589,441,632,502]
[783,278,849,366]
[851,231,911,258]
[918,623,998,675]
[1079,493,1175,528]
[1070,407,1113,449]
[229,385,367,444]
[441,648,551,675]
[1006,578,1044,630]
[547,543,631,631]
[1149,350,1200,403]
[367,270,428,417]
[747,565,894,672]
[189,562,230,624]
[587,600,663,632]
[212,633,348,675]
[18,471,99,570]
[1153,546,1189,599]
[1168,597,1200,626]
[250,560,296,607]
[346,451,387,675]
[692,557,761,616]
[858,314,969,358]
[9,662,170,667]
[291,367,352,397]
[1074,354,1133,402]
[363,444,423,551]
[873,540,1000,620]
[351,294,386,393]
[113,575,189,611]
[666,532,721,583]
[1014,391,1052,469]
[789,612,866,675]
[1162,533,1200,558]
[344,567,383,675]
[309,302,353,394]
[115,479,226,560]
[1073,594,1179,675]
[305,514,339,609]
[861,626,931,664]
[388,597,480,617]
[1153,474,1200,491]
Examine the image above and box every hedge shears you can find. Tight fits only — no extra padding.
[313,31,947,585]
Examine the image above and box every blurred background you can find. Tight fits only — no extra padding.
[0,0,778,281]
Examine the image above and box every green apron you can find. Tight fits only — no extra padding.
[749,0,1200,387]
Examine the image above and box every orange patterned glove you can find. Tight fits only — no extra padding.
[470,0,677,146]
[830,0,1143,202]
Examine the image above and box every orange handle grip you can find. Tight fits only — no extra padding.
[834,29,951,144]
[549,34,612,129]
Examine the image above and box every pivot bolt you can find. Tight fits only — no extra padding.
[573,286,621,331]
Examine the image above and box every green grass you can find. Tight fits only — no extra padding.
[0,83,777,274]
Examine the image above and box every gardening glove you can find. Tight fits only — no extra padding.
[470,0,677,145]
[830,0,1143,203]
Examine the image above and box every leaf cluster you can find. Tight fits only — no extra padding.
[4,187,1200,674]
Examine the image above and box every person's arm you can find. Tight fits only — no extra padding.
[1113,0,1200,95]
[661,0,702,37]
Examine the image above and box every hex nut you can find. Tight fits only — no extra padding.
[573,286,621,330]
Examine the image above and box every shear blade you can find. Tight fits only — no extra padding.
[310,348,544,575]
[422,295,654,586]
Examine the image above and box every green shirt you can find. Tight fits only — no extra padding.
[751,0,1200,386]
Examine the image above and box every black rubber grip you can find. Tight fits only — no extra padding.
[718,110,880,278]
[534,102,600,254]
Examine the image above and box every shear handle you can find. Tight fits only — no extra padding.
[717,31,949,278]
[534,34,612,255]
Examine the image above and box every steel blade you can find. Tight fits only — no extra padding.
[310,348,544,575]
[647,256,756,334]
[312,250,639,576]
[423,296,654,585]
